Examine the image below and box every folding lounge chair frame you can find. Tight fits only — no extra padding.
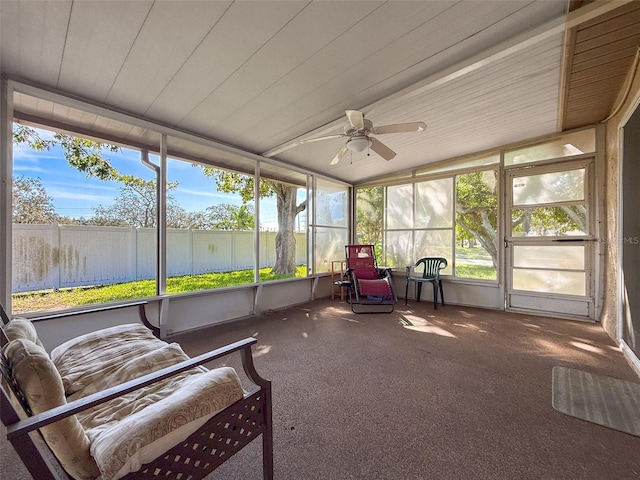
[344,244,397,314]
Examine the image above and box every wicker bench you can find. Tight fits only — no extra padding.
[0,302,273,480]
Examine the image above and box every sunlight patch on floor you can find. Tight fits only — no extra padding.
[533,337,566,355]
[569,340,605,354]
[400,314,457,338]
[254,344,272,357]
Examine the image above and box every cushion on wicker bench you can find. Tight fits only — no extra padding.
[89,366,243,479]
[51,323,168,396]
[4,317,46,348]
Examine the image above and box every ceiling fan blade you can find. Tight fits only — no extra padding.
[345,110,365,130]
[372,122,427,135]
[370,137,396,161]
[330,144,349,165]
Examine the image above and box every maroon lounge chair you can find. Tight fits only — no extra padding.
[344,244,396,313]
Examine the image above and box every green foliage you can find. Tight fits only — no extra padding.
[203,203,255,230]
[13,124,121,181]
[511,206,586,236]
[12,125,55,150]
[202,168,270,202]
[455,170,499,267]
[355,186,383,258]
[202,167,307,274]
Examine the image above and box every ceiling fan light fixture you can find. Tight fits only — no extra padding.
[347,136,372,153]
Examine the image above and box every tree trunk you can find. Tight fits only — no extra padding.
[271,183,306,275]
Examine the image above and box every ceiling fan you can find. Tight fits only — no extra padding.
[276,110,427,165]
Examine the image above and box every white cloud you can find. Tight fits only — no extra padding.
[48,180,117,192]
[178,187,240,201]
[47,188,113,202]
[13,164,44,173]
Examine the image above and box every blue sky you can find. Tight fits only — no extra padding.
[13,126,286,229]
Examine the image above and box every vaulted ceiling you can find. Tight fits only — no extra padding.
[1,1,638,185]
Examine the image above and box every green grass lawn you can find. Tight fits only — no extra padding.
[454,263,497,280]
[455,245,492,261]
[454,245,496,280]
[12,266,306,314]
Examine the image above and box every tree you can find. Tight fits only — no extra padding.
[13,124,121,181]
[510,168,587,236]
[455,223,475,248]
[205,169,305,274]
[12,176,58,224]
[203,203,255,230]
[455,171,499,267]
[91,178,180,228]
[355,187,383,258]
[14,125,196,229]
[166,204,203,229]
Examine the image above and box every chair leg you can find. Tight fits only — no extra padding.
[432,281,438,309]
[416,283,422,302]
[439,280,445,307]
[405,280,409,305]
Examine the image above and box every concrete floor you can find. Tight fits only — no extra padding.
[3,298,640,479]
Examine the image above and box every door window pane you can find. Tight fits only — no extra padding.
[513,245,585,270]
[511,206,587,236]
[512,168,584,206]
[512,244,586,296]
[512,269,586,296]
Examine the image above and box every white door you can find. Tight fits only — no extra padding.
[505,160,595,319]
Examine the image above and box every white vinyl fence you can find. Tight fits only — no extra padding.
[12,224,306,293]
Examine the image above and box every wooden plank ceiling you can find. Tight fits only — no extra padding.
[561,1,640,130]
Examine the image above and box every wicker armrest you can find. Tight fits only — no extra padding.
[6,337,260,440]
